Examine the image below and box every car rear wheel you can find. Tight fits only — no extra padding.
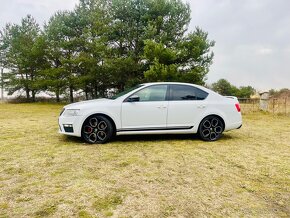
[198,116,224,141]
[82,115,114,144]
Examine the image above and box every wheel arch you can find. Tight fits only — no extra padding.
[81,113,117,135]
[198,114,226,131]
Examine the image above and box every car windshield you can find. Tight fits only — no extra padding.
[109,84,144,100]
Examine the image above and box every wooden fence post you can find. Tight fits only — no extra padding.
[285,98,287,115]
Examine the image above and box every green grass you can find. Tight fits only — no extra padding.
[0,103,289,217]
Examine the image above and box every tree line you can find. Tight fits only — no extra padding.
[0,0,215,102]
[211,79,255,98]
[269,88,289,97]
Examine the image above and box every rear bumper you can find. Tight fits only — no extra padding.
[225,121,243,131]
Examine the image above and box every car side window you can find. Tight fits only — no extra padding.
[134,85,168,102]
[170,85,208,101]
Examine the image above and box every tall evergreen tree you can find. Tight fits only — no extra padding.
[44,11,85,102]
[74,0,112,98]
[0,0,216,101]
[0,15,44,101]
[144,27,215,84]
[107,0,192,90]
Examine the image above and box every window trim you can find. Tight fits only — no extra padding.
[168,84,208,101]
[124,84,170,102]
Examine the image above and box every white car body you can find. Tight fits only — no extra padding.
[58,82,242,141]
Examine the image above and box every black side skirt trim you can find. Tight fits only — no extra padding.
[117,126,194,132]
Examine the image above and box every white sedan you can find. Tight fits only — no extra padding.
[59,82,242,143]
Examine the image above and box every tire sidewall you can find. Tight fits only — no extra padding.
[82,115,114,144]
[198,115,224,142]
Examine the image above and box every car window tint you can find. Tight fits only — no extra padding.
[134,85,167,101]
[110,84,144,99]
[170,85,208,101]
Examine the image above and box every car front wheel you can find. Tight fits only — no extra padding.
[82,115,114,144]
[198,116,224,141]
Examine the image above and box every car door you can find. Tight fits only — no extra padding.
[167,84,209,128]
[121,85,169,130]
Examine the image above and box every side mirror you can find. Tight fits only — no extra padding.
[128,95,140,102]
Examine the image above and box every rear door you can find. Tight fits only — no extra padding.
[167,84,209,128]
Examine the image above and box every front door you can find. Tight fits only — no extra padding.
[121,85,168,130]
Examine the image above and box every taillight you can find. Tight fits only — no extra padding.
[235,103,241,112]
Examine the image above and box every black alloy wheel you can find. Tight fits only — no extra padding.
[199,116,224,141]
[82,115,114,144]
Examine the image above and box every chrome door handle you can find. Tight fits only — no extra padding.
[198,105,206,109]
[157,106,167,109]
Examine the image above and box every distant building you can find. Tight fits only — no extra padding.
[250,91,260,99]
[259,91,269,111]
[260,91,269,100]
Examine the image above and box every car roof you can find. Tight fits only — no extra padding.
[141,82,205,89]
[142,82,198,86]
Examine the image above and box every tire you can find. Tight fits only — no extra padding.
[82,115,114,144]
[198,116,224,141]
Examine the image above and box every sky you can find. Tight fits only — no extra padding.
[0,0,289,91]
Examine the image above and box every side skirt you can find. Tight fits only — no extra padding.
[117,126,194,133]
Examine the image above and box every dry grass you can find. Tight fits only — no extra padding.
[0,103,289,217]
[240,103,260,114]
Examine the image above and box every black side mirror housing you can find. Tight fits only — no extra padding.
[128,95,140,102]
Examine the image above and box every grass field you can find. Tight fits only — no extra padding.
[0,103,289,217]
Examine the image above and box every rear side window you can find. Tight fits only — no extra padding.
[170,85,208,101]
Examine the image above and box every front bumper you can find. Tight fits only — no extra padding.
[58,115,83,137]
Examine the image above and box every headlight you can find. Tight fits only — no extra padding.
[63,109,81,117]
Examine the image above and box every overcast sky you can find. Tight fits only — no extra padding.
[0,0,289,91]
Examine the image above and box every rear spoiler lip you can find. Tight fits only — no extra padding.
[225,96,238,100]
